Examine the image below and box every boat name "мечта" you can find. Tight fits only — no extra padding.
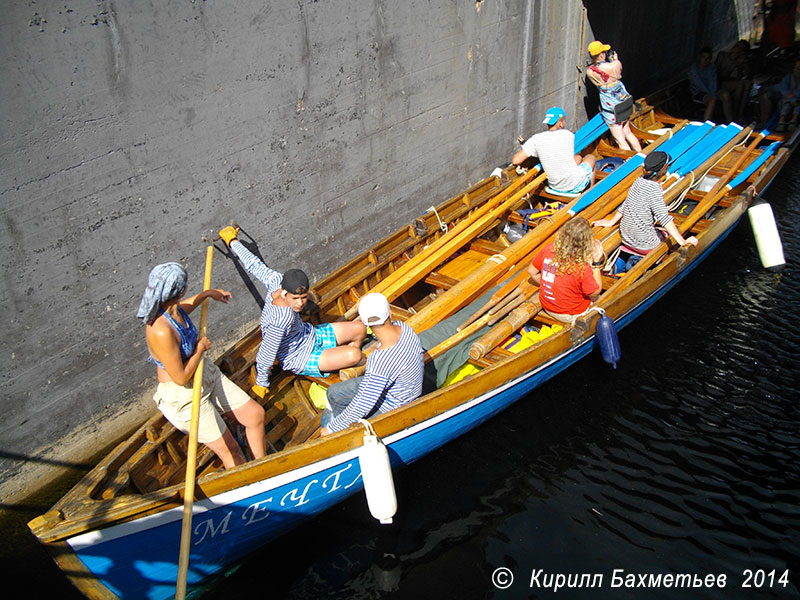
[192,461,363,545]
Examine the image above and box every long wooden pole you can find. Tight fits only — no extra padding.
[175,245,214,600]
[470,300,543,359]
[342,168,542,319]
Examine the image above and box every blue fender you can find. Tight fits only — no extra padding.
[596,313,621,368]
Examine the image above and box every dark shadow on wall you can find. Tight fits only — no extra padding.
[0,450,94,471]
[581,0,748,117]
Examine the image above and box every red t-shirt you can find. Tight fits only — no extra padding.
[531,243,599,315]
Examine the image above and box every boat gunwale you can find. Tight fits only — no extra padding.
[30,171,772,545]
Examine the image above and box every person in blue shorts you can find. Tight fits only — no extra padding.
[218,226,366,398]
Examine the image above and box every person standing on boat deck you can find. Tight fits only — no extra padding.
[319,293,424,436]
[512,106,596,194]
[527,216,604,323]
[218,226,366,398]
[687,47,735,123]
[586,41,642,152]
[592,151,698,268]
[138,262,266,469]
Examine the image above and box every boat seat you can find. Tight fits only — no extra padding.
[424,249,489,289]
[305,373,338,388]
[535,312,563,326]
[425,271,459,289]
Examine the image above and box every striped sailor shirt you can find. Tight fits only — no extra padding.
[619,176,673,252]
[521,129,585,192]
[327,321,424,433]
[231,241,315,388]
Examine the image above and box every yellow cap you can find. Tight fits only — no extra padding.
[587,40,611,56]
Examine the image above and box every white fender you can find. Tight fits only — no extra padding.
[358,420,397,524]
[747,199,785,272]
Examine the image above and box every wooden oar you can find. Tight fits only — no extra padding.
[176,245,214,600]
[457,268,530,331]
[341,168,543,319]
[470,299,543,360]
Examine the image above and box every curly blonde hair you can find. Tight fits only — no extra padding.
[552,217,594,275]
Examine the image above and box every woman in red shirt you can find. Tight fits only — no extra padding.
[528,217,605,322]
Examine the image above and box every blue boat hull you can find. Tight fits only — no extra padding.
[66,210,747,599]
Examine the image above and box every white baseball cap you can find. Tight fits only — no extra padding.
[358,293,391,326]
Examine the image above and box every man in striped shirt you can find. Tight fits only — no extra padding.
[320,293,424,435]
[512,106,596,194]
[592,151,698,255]
[219,226,366,397]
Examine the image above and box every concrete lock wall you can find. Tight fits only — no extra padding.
[0,0,752,503]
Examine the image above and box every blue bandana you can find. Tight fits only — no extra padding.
[136,262,188,324]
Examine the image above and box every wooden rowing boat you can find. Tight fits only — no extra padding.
[28,100,799,599]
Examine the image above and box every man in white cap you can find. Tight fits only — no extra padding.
[512,106,596,194]
[320,292,424,435]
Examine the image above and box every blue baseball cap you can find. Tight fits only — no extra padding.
[542,106,566,125]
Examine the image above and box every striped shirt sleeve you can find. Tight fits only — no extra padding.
[649,189,673,226]
[230,240,285,387]
[254,321,285,388]
[231,240,282,292]
[327,322,423,432]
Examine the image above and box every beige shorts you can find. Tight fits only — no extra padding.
[543,309,581,324]
[154,362,251,443]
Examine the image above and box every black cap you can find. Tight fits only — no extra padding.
[282,269,309,294]
[644,151,669,173]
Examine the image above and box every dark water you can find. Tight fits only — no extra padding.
[4,157,799,599]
